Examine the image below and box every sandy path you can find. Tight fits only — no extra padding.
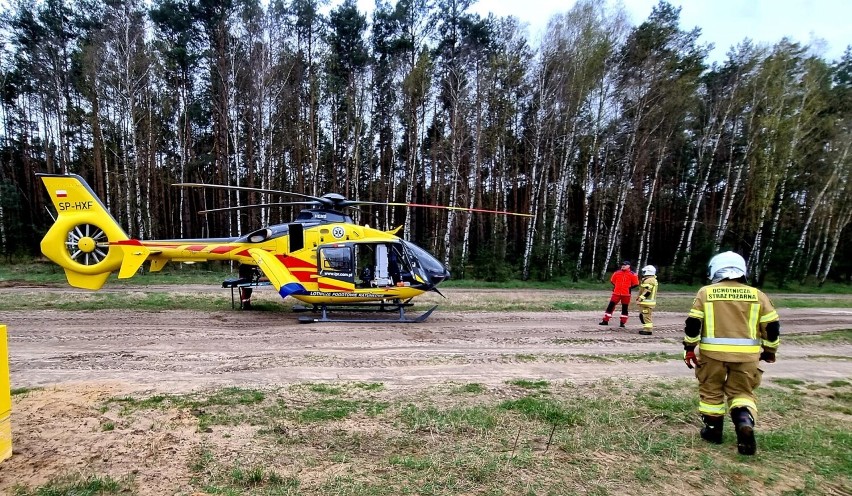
[3,288,851,393]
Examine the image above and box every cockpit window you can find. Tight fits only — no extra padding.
[403,241,446,275]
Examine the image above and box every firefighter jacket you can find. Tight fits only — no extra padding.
[684,280,780,363]
[637,275,658,306]
[610,268,639,296]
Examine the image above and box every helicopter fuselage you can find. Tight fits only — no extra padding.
[37,174,450,307]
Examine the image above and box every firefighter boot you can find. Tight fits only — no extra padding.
[731,408,756,455]
[700,414,724,444]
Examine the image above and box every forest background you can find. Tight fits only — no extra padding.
[0,0,850,286]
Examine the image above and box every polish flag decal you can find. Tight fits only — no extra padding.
[56,190,68,198]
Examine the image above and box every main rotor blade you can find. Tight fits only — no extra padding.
[198,202,317,214]
[173,183,322,202]
[385,202,532,217]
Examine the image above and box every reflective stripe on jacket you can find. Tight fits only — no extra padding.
[687,280,780,362]
[638,275,658,306]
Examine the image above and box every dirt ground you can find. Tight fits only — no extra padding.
[1,286,851,492]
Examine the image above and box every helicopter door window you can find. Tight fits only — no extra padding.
[318,246,353,280]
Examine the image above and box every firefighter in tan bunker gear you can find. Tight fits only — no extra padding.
[683,251,780,455]
[636,265,658,335]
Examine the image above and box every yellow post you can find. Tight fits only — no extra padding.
[0,324,11,462]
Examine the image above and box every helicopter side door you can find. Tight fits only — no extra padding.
[317,244,355,290]
[352,241,415,288]
[317,241,419,291]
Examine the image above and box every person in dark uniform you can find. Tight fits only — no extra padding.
[238,263,260,309]
[388,248,402,284]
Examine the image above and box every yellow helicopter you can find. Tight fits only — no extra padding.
[36,173,529,323]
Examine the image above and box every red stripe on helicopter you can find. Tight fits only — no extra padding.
[318,281,352,292]
[186,245,207,252]
[209,245,236,254]
[289,270,316,283]
[141,243,184,248]
[279,255,315,269]
[111,239,144,246]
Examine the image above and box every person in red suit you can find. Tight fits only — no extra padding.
[599,260,640,328]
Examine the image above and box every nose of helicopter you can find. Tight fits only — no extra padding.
[428,264,451,285]
[402,241,451,287]
[420,256,451,287]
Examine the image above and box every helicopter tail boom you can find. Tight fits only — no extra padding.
[38,174,133,290]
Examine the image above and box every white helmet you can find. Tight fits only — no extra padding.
[708,251,747,282]
[641,265,656,276]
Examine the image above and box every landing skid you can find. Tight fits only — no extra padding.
[293,300,438,323]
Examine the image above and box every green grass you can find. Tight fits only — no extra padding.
[571,352,682,363]
[0,291,240,312]
[500,395,578,425]
[775,299,852,308]
[106,387,267,431]
[297,399,363,422]
[13,378,848,495]
[552,300,600,311]
[774,378,807,388]
[784,330,852,344]
[306,383,343,395]
[12,474,129,495]
[189,448,301,495]
[506,379,551,390]
[400,403,498,433]
[11,387,41,396]
[455,383,486,394]
[0,260,232,285]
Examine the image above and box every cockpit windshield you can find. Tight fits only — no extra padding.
[402,240,451,284]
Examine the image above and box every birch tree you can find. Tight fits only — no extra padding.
[538,1,622,279]
[99,0,151,237]
[613,1,705,276]
[150,0,203,237]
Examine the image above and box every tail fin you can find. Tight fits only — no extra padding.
[38,174,134,290]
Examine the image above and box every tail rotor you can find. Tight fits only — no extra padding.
[64,223,112,267]
[38,174,130,289]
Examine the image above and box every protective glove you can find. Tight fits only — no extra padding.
[637,296,645,302]
[683,350,700,369]
[760,351,776,363]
